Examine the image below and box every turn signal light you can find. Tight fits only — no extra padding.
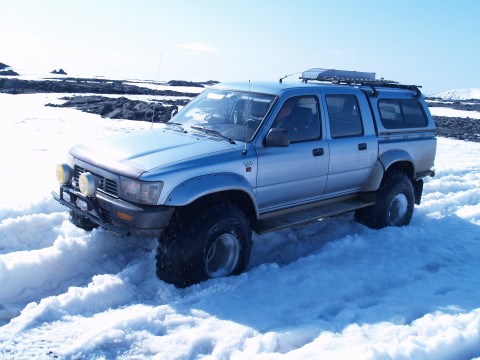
[116,211,133,222]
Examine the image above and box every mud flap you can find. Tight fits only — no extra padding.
[413,179,424,205]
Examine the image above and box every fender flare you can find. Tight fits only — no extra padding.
[361,150,415,191]
[165,172,258,215]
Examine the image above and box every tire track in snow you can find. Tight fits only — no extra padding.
[0,224,156,324]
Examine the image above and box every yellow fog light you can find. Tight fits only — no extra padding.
[79,172,97,196]
[56,164,73,185]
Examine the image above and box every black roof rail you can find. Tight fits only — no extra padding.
[361,82,423,98]
[299,68,423,98]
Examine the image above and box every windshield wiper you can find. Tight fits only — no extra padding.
[166,121,187,133]
[190,126,236,144]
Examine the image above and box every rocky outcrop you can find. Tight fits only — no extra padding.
[46,95,187,123]
[427,98,480,112]
[167,80,204,87]
[0,77,198,96]
[0,69,19,76]
[51,69,67,75]
[167,80,219,87]
[433,116,480,142]
[0,62,19,76]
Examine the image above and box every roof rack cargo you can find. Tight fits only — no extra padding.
[299,68,422,98]
[301,68,376,82]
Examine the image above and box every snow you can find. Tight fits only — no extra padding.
[429,106,480,120]
[0,93,480,359]
[430,88,480,101]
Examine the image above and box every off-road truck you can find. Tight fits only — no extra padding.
[53,68,436,287]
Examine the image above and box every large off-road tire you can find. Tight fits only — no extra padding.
[355,170,414,229]
[156,200,252,288]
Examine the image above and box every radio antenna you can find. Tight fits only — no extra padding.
[150,53,163,128]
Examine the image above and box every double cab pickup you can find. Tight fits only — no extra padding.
[53,68,436,287]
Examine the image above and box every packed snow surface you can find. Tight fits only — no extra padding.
[0,93,479,359]
[429,106,480,120]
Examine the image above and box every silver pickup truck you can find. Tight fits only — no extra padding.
[53,68,436,287]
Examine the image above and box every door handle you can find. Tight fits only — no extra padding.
[312,148,324,156]
[358,143,367,151]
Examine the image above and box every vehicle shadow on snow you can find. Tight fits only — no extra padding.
[176,212,480,337]
[248,213,360,269]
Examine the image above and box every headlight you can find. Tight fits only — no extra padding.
[56,164,73,185]
[120,177,163,205]
[79,172,98,197]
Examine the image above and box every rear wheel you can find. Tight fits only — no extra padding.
[156,200,252,288]
[355,171,414,229]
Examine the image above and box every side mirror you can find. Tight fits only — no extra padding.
[170,108,178,119]
[264,128,289,147]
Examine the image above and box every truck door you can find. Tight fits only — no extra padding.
[322,93,377,197]
[255,95,329,212]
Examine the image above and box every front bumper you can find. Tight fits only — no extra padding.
[52,185,174,237]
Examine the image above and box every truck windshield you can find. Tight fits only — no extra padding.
[169,89,276,142]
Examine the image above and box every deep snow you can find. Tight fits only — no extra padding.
[0,92,479,359]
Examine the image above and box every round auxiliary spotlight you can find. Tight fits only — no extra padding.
[79,172,97,197]
[56,164,73,185]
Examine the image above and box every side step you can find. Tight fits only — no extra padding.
[255,195,375,235]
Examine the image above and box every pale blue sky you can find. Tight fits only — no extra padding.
[2,0,479,94]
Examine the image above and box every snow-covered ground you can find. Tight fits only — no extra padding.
[429,106,480,120]
[0,93,479,359]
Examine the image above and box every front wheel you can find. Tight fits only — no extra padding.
[355,171,414,229]
[156,201,252,288]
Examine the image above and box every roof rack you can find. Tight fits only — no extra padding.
[299,68,422,98]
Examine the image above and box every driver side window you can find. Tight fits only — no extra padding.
[272,96,321,142]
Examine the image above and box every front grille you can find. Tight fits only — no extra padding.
[74,165,118,197]
[100,208,113,225]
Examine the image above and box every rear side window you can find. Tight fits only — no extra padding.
[325,94,363,138]
[378,99,427,129]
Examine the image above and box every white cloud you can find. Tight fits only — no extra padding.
[175,42,219,56]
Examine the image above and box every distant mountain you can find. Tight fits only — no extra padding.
[0,62,10,70]
[430,88,480,101]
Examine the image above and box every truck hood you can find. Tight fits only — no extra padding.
[70,127,239,178]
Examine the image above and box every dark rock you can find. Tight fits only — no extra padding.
[51,69,68,75]
[433,116,480,142]
[202,80,220,86]
[167,80,204,88]
[426,98,480,112]
[46,95,182,123]
[0,77,199,97]
[0,69,20,76]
